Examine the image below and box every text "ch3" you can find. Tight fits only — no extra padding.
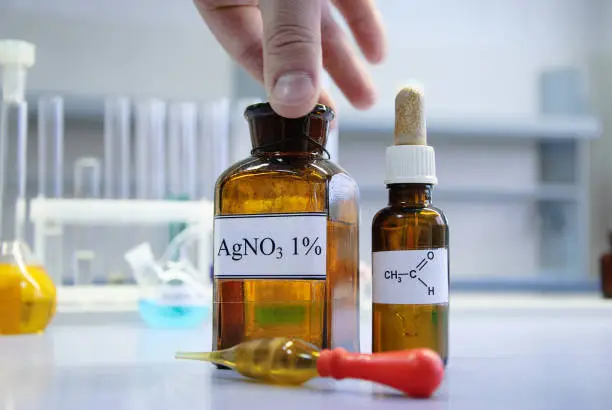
[383,251,436,295]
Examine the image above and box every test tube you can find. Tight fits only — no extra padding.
[135,98,167,199]
[198,98,230,199]
[37,95,64,198]
[71,157,101,285]
[73,157,101,198]
[103,97,131,199]
[103,97,132,284]
[36,95,65,282]
[168,101,198,200]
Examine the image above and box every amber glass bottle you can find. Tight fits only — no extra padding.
[212,103,360,358]
[371,184,449,364]
[599,231,612,299]
[372,86,449,365]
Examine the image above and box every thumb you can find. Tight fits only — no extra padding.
[260,0,322,118]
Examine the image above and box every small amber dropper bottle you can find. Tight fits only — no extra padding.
[371,86,450,365]
[599,231,612,299]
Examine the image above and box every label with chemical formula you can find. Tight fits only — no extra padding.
[214,212,327,280]
[372,248,449,305]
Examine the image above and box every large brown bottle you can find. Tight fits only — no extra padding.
[212,103,360,359]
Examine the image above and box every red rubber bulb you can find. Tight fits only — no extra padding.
[316,347,445,398]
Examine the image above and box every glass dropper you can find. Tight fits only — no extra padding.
[176,337,445,398]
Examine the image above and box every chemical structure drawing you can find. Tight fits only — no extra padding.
[383,251,436,296]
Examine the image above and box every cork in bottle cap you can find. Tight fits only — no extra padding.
[394,86,426,146]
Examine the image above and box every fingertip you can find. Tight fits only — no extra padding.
[346,78,376,110]
[365,43,386,65]
[354,89,377,110]
[269,71,319,118]
[366,11,387,64]
[269,103,315,119]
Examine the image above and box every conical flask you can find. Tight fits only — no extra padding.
[0,39,57,335]
[0,240,56,334]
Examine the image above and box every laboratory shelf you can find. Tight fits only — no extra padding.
[56,285,142,313]
[360,184,579,203]
[23,91,602,142]
[28,197,213,225]
[448,276,599,293]
[25,90,104,121]
[339,115,602,141]
[23,90,212,121]
[55,283,603,318]
[24,198,215,286]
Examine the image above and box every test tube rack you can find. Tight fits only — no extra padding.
[24,197,213,295]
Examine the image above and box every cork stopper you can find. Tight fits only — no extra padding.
[394,86,426,146]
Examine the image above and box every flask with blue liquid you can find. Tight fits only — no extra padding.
[125,242,210,328]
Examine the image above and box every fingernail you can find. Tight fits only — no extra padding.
[272,72,315,106]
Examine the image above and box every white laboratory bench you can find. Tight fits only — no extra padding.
[2,293,612,410]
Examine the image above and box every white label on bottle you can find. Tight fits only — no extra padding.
[213,213,327,279]
[372,248,449,305]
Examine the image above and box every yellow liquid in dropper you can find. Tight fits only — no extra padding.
[177,337,321,385]
[0,264,56,335]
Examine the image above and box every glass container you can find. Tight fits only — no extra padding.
[0,39,56,334]
[212,103,360,357]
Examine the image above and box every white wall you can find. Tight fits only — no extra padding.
[329,0,592,121]
[586,0,612,277]
[0,0,232,99]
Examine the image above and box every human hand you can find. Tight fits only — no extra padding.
[195,0,386,118]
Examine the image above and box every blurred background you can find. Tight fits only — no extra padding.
[1,0,612,305]
[4,3,612,407]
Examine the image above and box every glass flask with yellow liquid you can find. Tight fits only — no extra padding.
[0,241,56,335]
[212,103,360,359]
[0,39,57,335]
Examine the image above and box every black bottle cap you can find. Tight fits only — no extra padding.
[244,103,334,155]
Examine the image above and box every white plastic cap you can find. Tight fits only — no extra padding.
[124,242,163,286]
[385,84,437,186]
[0,39,36,103]
[384,144,437,185]
[0,40,36,66]
[124,242,156,270]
